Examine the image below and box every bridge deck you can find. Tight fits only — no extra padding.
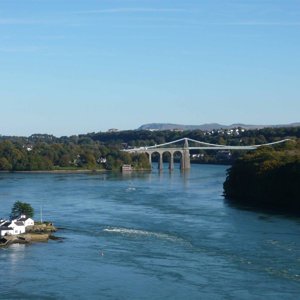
[122,137,290,153]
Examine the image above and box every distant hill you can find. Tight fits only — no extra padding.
[138,123,300,131]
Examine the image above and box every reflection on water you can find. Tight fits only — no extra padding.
[0,164,300,299]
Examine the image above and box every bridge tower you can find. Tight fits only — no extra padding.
[158,152,163,171]
[169,152,174,170]
[181,138,191,170]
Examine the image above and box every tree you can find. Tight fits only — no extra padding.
[0,157,12,170]
[223,147,300,211]
[10,201,34,219]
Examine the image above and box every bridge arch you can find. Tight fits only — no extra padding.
[146,150,183,170]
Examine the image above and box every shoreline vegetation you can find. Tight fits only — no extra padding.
[0,169,107,174]
[0,168,152,174]
[223,145,300,213]
[0,127,299,172]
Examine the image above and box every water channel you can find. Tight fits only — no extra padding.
[0,164,299,299]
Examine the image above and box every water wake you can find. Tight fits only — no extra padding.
[103,227,184,243]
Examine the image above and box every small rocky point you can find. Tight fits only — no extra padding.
[0,222,58,247]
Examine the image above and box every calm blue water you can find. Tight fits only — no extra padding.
[0,164,300,300]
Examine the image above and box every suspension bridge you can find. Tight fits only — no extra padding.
[123,137,290,170]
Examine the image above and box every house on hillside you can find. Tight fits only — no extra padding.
[0,220,25,236]
[9,221,26,235]
[17,215,34,227]
[0,226,14,237]
[0,215,34,237]
[0,220,14,236]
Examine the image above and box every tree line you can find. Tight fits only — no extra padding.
[223,140,300,212]
[0,126,299,171]
[0,140,149,171]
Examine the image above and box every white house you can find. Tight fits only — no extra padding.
[0,227,14,237]
[0,221,14,237]
[17,215,34,227]
[0,220,25,236]
[8,221,26,235]
[0,214,34,237]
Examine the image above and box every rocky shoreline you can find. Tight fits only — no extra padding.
[0,222,59,247]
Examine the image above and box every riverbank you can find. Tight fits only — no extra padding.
[223,147,300,212]
[0,168,152,174]
[0,169,106,174]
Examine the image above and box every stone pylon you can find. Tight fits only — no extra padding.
[169,152,174,170]
[181,138,191,170]
[158,152,163,170]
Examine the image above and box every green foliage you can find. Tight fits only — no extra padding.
[10,201,34,219]
[0,157,12,170]
[0,126,299,171]
[223,147,300,211]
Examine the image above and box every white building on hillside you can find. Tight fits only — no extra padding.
[17,215,34,227]
[0,220,25,236]
[0,214,34,237]
[0,220,14,237]
[9,221,26,235]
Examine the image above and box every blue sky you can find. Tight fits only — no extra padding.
[0,0,299,136]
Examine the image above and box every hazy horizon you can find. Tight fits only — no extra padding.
[1,121,300,138]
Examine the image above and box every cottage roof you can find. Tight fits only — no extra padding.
[0,226,13,231]
[18,215,31,221]
[0,221,11,227]
[14,221,25,226]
